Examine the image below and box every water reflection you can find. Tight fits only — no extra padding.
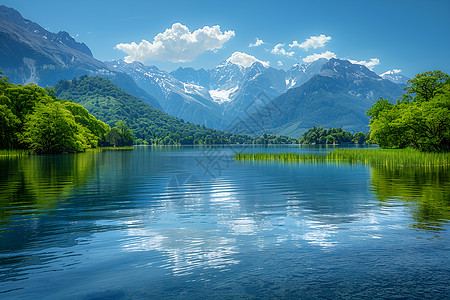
[0,146,449,298]
[370,166,450,231]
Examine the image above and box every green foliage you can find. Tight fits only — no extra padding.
[235,148,450,167]
[368,71,450,152]
[106,121,134,147]
[23,102,90,153]
[0,75,111,153]
[54,76,297,145]
[299,126,368,144]
[402,70,450,102]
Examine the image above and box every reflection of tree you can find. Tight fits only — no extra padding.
[0,151,99,224]
[370,166,450,231]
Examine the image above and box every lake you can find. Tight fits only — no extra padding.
[0,145,449,299]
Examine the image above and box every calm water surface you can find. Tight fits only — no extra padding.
[0,145,449,299]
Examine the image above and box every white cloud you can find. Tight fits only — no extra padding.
[278,61,283,66]
[271,43,294,57]
[303,51,336,63]
[249,38,264,47]
[116,23,235,63]
[290,34,331,51]
[348,58,380,70]
[380,69,402,77]
[226,51,270,68]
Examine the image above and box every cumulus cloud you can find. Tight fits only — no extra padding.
[116,23,235,63]
[249,38,264,47]
[271,44,294,57]
[380,69,402,77]
[348,58,380,70]
[290,34,331,51]
[303,51,336,63]
[226,51,270,68]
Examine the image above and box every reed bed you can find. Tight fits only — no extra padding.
[97,146,134,151]
[235,148,450,167]
[0,149,32,157]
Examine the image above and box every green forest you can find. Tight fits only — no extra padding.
[54,75,297,146]
[299,127,369,144]
[367,71,450,152]
[0,74,297,153]
[0,73,114,153]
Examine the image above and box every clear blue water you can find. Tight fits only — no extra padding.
[0,145,449,299]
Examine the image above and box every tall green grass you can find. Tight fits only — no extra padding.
[0,146,134,157]
[90,146,135,151]
[235,148,450,167]
[0,149,32,157]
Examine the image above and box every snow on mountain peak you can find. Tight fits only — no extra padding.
[225,51,270,68]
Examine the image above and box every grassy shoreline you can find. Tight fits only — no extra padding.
[0,146,135,157]
[235,149,450,167]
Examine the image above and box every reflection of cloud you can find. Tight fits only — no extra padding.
[229,217,257,235]
[301,220,338,248]
[122,227,239,276]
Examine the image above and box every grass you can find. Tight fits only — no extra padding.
[235,148,450,167]
[0,149,32,157]
[96,146,134,151]
[0,146,134,157]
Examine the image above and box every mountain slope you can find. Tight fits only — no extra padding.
[107,59,222,127]
[0,5,92,57]
[238,59,404,137]
[380,70,409,85]
[0,6,162,110]
[285,58,327,89]
[53,76,260,144]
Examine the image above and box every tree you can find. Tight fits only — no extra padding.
[105,120,134,146]
[352,132,366,144]
[402,71,450,102]
[367,71,450,152]
[0,103,20,149]
[23,102,89,153]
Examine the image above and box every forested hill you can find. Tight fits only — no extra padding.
[54,76,297,145]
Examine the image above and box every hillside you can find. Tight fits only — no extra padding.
[0,6,161,110]
[54,76,297,145]
[237,59,405,137]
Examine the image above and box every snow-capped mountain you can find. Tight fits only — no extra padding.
[222,61,286,122]
[0,5,161,110]
[380,70,409,85]
[237,58,405,137]
[107,60,223,128]
[285,58,327,89]
[170,67,211,87]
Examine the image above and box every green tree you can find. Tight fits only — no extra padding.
[403,71,450,103]
[367,71,450,152]
[105,120,134,146]
[24,102,89,153]
[0,103,20,149]
[352,132,366,144]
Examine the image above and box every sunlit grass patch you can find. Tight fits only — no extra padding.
[0,149,32,157]
[235,148,450,167]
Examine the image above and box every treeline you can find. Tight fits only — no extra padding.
[299,127,369,144]
[367,71,450,152]
[0,74,134,153]
[54,76,297,145]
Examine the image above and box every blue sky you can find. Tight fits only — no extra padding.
[2,0,450,76]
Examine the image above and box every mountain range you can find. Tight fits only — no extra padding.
[0,5,408,138]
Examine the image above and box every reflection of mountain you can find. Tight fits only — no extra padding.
[370,166,450,231]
